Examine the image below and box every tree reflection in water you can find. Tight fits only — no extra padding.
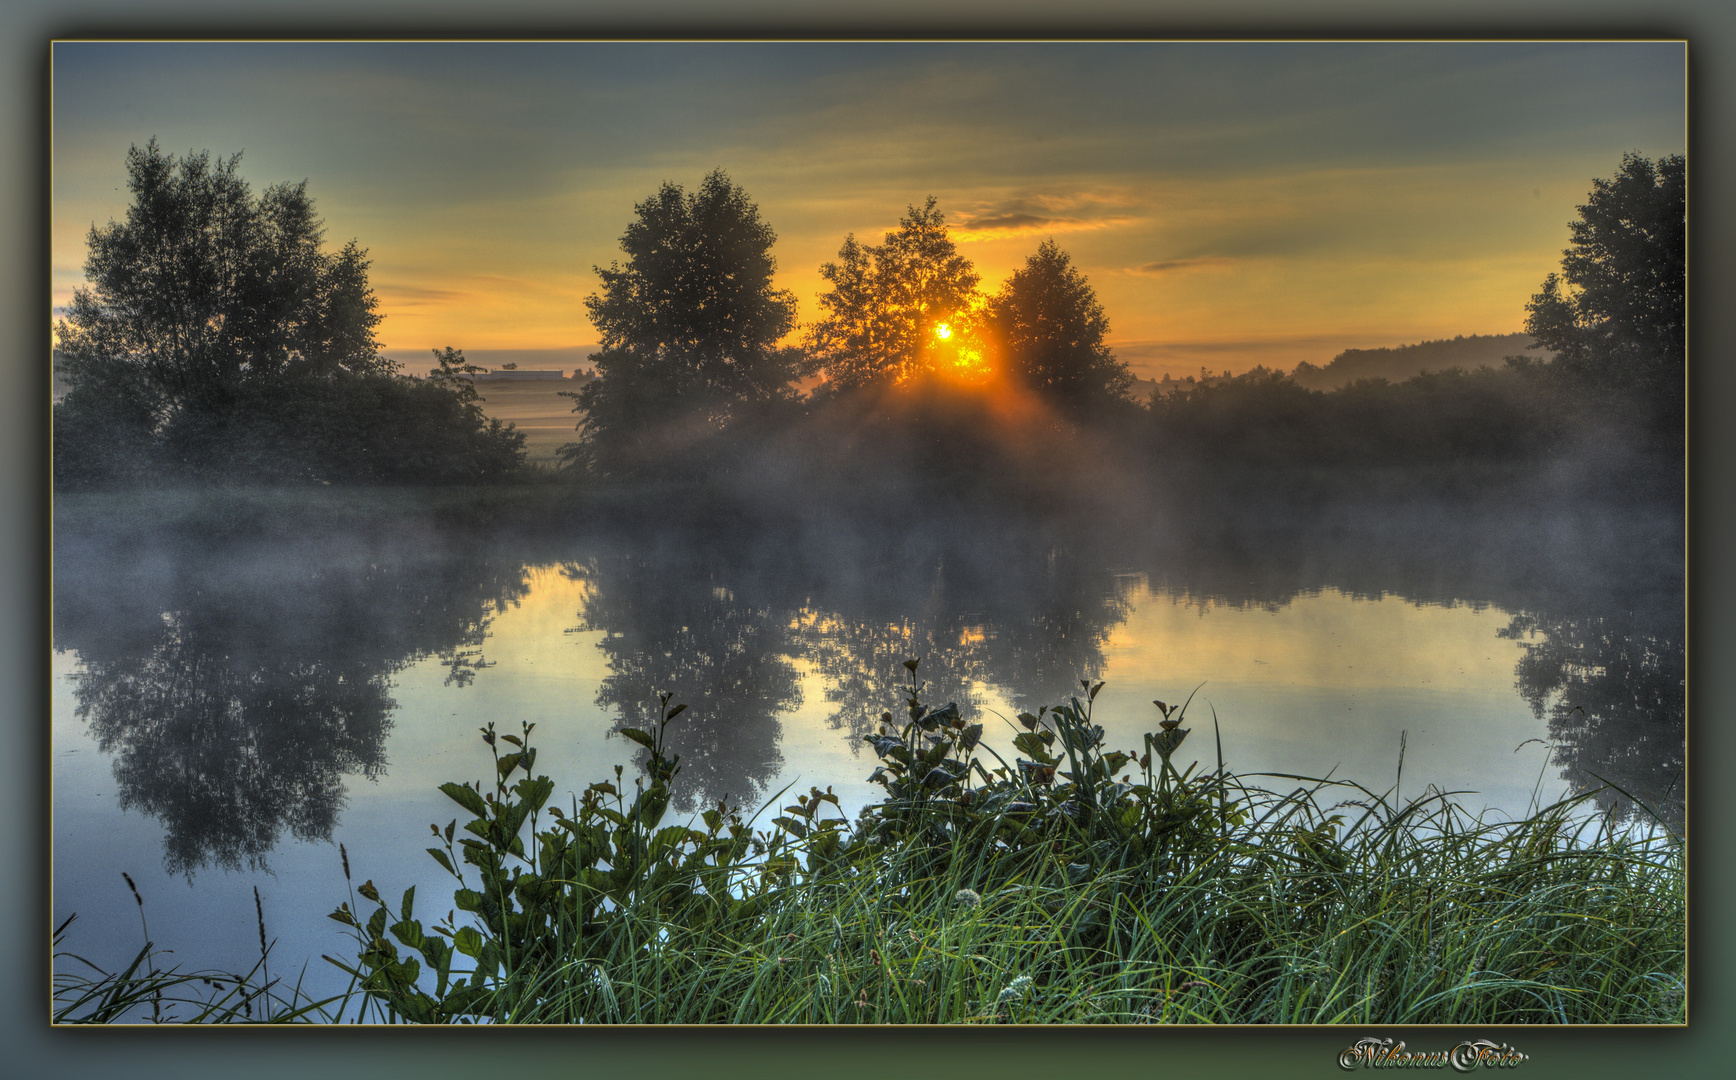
[55,490,1684,873]
[56,539,531,876]
[568,553,799,815]
[1503,606,1685,831]
[568,523,1136,811]
[799,544,1133,744]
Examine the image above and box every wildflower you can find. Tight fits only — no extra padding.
[954,888,981,909]
[996,974,1033,1005]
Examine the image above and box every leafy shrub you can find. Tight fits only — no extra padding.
[332,662,1684,1025]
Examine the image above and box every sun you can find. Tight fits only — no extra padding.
[934,322,953,341]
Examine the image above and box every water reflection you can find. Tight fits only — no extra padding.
[560,523,1139,814]
[568,552,800,814]
[55,538,530,875]
[798,543,1134,741]
[53,495,1684,870]
[1505,607,1685,830]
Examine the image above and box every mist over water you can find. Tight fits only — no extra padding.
[51,455,1683,1010]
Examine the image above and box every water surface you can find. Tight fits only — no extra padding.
[51,495,1683,1016]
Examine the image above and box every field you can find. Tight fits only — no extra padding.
[470,380,585,465]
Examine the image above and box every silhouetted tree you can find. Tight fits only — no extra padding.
[987,239,1133,413]
[56,140,391,403]
[565,170,805,475]
[807,197,982,393]
[53,141,524,486]
[1524,153,1684,413]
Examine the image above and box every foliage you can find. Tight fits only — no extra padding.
[807,197,982,394]
[563,170,807,475]
[52,142,525,489]
[1524,153,1685,412]
[987,240,1134,413]
[1150,363,1577,473]
[56,140,391,400]
[329,700,792,1022]
[1289,333,1542,391]
[331,661,1682,1024]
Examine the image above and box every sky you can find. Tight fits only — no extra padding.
[50,41,1686,380]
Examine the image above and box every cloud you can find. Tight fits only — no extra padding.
[965,212,1054,231]
[949,193,1145,242]
[1127,257,1237,275]
[376,281,470,304]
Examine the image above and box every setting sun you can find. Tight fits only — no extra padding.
[935,322,953,340]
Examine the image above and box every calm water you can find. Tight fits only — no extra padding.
[51,496,1683,1017]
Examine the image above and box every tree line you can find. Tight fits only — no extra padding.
[54,143,1684,495]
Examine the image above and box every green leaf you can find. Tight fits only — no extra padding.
[440,782,487,818]
[390,916,425,951]
[452,926,485,959]
[1013,732,1057,763]
[619,727,657,750]
[515,775,555,813]
[635,787,670,829]
[426,847,455,875]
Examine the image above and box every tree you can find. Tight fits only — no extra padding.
[53,141,523,487]
[987,239,1133,411]
[56,140,392,402]
[1524,152,1685,409]
[566,170,804,474]
[807,196,982,393]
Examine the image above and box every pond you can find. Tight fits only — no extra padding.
[51,490,1683,1018]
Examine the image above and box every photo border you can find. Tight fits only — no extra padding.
[10,4,1729,1079]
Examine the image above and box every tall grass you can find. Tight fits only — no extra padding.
[323,666,1683,1025]
[53,878,354,1023]
[54,661,1679,1025]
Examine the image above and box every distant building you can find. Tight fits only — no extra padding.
[466,369,566,382]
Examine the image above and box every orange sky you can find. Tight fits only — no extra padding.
[52,42,1685,380]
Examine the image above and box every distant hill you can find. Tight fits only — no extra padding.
[1290,333,1548,390]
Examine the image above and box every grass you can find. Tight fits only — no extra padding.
[412,788,1680,1025]
[52,667,1683,1026]
[313,671,1684,1025]
[53,882,352,1024]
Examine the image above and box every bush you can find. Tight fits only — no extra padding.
[333,662,1684,1024]
[54,372,526,490]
